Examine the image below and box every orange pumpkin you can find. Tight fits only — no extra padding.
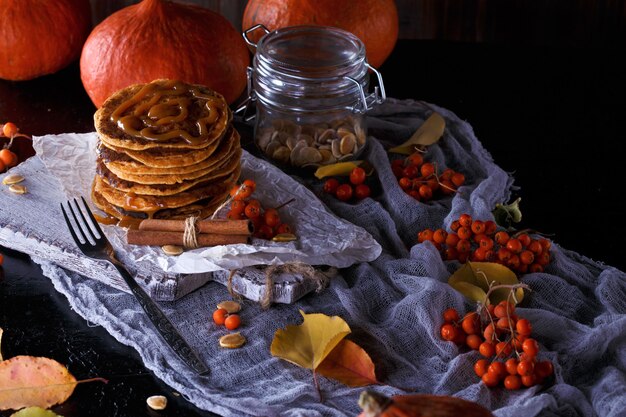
[357,390,495,417]
[0,0,91,81]
[242,0,398,68]
[80,0,250,108]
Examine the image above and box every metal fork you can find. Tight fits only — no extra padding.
[61,197,209,375]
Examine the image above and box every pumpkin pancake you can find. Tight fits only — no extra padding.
[91,182,231,220]
[95,79,232,151]
[101,129,240,180]
[93,167,239,213]
[101,127,238,171]
[98,146,241,195]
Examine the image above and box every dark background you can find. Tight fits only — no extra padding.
[1,1,626,416]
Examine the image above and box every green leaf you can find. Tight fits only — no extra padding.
[493,198,523,229]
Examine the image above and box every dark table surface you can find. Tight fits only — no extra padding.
[1,39,625,417]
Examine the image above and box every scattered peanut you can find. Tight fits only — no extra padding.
[162,244,183,256]
[219,332,246,349]
[2,174,24,185]
[217,300,241,314]
[8,184,26,194]
[146,395,167,410]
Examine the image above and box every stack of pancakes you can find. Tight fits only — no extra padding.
[91,79,241,220]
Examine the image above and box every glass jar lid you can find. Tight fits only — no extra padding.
[256,26,367,81]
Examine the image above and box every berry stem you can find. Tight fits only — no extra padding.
[273,197,296,211]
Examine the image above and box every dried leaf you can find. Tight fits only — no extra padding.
[448,262,524,305]
[388,113,445,154]
[270,310,351,370]
[314,161,371,179]
[10,407,63,417]
[0,327,3,361]
[317,339,378,387]
[0,356,77,410]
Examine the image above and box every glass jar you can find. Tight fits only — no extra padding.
[243,25,385,168]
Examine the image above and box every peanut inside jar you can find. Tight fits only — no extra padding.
[255,117,367,168]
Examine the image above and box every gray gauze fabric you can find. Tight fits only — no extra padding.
[33,99,626,416]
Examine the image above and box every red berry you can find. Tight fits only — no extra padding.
[349,167,367,185]
[442,308,460,323]
[335,184,353,201]
[354,184,371,200]
[323,178,340,194]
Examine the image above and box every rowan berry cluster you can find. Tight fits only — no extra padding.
[226,179,293,240]
[323,166,371,202]
[440,301,554,389]
[213,308,241,330]
[418,213,552,273]
[391,152,465,201]
[0,122,22,173]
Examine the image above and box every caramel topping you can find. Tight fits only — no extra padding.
[110,80,224,145]
[93,213,119,225]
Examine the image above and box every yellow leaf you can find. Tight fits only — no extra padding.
[317,339,378,387]
[11,407,63,417]
[448,262,524,305]
[314,161,364,179]
[388,113,445,154]
[0,356,77,411]
[0,327,3,361]
[270,310,351,370]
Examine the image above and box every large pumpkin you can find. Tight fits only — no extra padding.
[242,0,399,68]
[80,0,250,108]
[0,0,92,81]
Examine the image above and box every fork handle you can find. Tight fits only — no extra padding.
[111,263,209,375]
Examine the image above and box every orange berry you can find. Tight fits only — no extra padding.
[506,238,523,254]
[442,308,460,323]
[539,238,552,251]
[479,341,496,358]
[528,240,544,255]
[488,361,507,380]
[433,229,448,244]
[0,252,4,265]
[224,314,241,330]
[466,334,483,350]
[457,226,472,240]
[450,220,461,232]
[516,318,533,336]
[520,250,535,265]
[482,371,500,387]
[496,341,512,358]
[535,361,554,378]
[420,162,435,178]
[517,359,535,377]
[494,231,510,245]
[213,308,228,325]
[461,312,481,335]
[264,208,281,227]
[0,159,6,173]
[471,220,485,235]
[505,358,519,375]
[521,373,537,387]
[2,122,18,138]
[529,263,544,273]
[407,152,423,167]
[445,233,460,247]
[474,359,489,377]
[504,374,522,390]
[0,149,18,168]
[522,338,540,358]
[517,233,531,247]
[418,184,433,200]
[456,239,471,253]
[451,172,465,187]
[484,220,497,235]
[459,214,472,227]
[440,323,457,341]
[244,200,262,219]
[417,229,434,243]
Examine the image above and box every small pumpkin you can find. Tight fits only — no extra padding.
[80,0,250,108]
[357,390,495,417]
[0,0,92,81]
[242,0,399,68]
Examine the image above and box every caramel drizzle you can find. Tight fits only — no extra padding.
[111,80,222,145]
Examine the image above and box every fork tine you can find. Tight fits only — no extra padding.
[61,202,85,245]
[69,198,96,244]
[80,196,106,239]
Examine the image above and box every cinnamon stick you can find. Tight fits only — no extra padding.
[127,229,250,247]
[138,218,253,235]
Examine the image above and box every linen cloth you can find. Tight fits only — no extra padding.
[34,99,626,416]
